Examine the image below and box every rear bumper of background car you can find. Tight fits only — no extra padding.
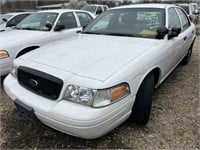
[4,74,134,139]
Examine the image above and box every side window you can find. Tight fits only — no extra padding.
[176,8,190,30]
[168,8,181,29]
[96,7,103,15]
[57,12,77,29]
[76,12,93,27]
[6,14,29,27]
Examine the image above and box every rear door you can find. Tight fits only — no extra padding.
[165,7,183,68]
[176,7,194,57]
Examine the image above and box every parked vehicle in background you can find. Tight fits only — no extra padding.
[81,4,109,16]
[176,3,199,24]
[0,9,95,76]
[0,12,31,31]
[4,4,196,139]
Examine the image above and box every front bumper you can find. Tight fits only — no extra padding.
[4,75,134,139]
[0,57,12,76]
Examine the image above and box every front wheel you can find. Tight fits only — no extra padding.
[129,72,155,124]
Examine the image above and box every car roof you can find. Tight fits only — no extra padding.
[176,3,189,6]
[85,4,108,7]
[111,3,174,10]
[4,12,32,16]
[38,9,87,13]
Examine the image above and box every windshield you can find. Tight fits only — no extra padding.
[0,14,13,25]
[81,6,96,13]
[82,8,165,39]
[16,12,58,31]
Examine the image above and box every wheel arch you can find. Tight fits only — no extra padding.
[16,46,40,58]
[134,67,161,95]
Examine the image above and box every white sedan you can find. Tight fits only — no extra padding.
[0,9,95,76]
[4,4,196,139]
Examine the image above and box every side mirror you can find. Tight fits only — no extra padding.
[2,18,8,22]
[168,27,181,39]
[156,26,169,39]
[45,23,52,31]
[82,23,89,30]
[54,25,65,31]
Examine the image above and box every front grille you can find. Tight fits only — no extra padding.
[17,66,63,100]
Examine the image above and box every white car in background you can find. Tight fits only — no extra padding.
[0,9,95,76]
[4,4,196,139]
[81,4,109,16]
[0,12,31,31]
[177,3,199,24]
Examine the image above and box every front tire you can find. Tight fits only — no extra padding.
[130,73,155,124]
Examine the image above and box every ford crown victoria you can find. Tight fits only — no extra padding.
[4,4,196,139]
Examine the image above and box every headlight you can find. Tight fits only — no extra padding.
[64,85,97,106]
[0,50,9,59]
[64,83,130,107]
[10,63,18,78]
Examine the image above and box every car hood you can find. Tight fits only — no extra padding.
[22,34,159,81]
[0,29,47,48]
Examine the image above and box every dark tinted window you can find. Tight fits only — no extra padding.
[76,12,93,27]
[176,8,190,30]
[168,8,181,29]
[57,12,77,29]
[6,14,30,27]
[96,6,103,14]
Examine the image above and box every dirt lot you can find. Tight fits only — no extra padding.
[0,30,200,149]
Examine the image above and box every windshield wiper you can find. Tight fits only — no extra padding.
[21,27,37,31]
[82,31,135,37]
[13,26,22,30]
[81,31,104,35]
[103,33,136,37]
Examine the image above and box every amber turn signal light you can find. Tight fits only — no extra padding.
[111,85,130,101]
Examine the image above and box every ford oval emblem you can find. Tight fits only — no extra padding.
[29,79,38,87]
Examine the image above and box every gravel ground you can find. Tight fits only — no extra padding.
[0,25,200,149]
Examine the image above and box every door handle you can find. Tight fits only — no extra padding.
[184,36,187,41]
[76,30,81,33]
